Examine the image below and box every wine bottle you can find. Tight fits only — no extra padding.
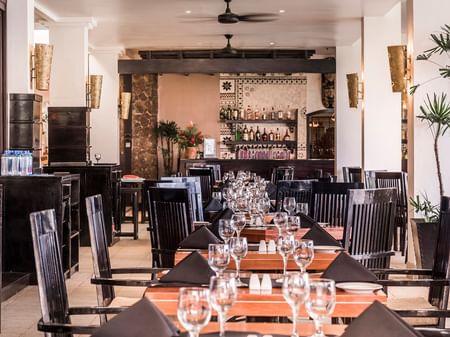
[235,125,241,141]
[254,105,260,120]
[261,107,267,120]
[226,105,232,120]
[262,128,268,141]
[277,107,284,120]
[269,129,274,141]
[270,106,276,120]
[249,126,255,141]
[232,107,239,120]
[255,126,261,141]
[239,107,245,120]
[219,106,226,120]
[275,127,281,141]
[246,105,254,120]
[283,129,290,141]
[242,125,249,141]
[286,105,291,120]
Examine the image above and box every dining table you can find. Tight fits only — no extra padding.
[241,226,344,243]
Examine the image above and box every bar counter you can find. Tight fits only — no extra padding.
[181,159,334,179]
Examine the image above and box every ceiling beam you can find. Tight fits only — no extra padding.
[118,58,336,74]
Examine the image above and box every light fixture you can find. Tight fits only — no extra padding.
[387,45,407,92]
[346,73,363,108]
[279,9,285,13]
[31,43,54,91]
[185,10,192,14]
[269,41,275,46]
[120,92,132,119]
[86,75,103,109]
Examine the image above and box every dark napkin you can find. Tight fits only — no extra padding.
[205,198,223,212]
[160,251,215,285]
[302,224,342,247]
[179,226,222,249]
[298,213,316,228]
[321,252,378,283]
[92,298,179,337]
[208,208,234,238]
[341,301,422,337]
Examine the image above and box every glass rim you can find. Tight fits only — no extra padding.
[179,287,210,293]
[308,278,335,286]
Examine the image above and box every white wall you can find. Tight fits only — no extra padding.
[413,0,450,203]
[89,51,120,164]
[335,39,362,180]
[363,3,402,171]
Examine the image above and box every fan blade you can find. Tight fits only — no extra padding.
[180,18,217,23]
[238,14,278,22]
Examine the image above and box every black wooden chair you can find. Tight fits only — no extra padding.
[344,188,397,269]
[375,171,408,255]
[310,182,364,227]
[275,179,316,211]
[374,196,450,330]
[147,187,194,268]
[271,166,294,184]
[30,209,124,336]
[86,195,165,322]
[188,167,214,205]
[342,167,363,183]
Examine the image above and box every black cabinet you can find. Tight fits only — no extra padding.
[0,175,80,284]
[44,165,122,246]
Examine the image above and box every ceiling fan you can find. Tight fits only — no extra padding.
[222,34,238,54]
[182,0,278,24]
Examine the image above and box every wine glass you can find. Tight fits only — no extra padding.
[282,272,310,337]
[94,153,101,164]
[229,237,248,287]
[273,212,288,236]
[209,274,238,337]
[296,202,309,215]
[208,243,230,276]
[305,279,336,337]
[218,219,234,244]
[177,287,211,337]
[236,197,248,212]
[276,235,296,283]
[286,216,300,236]
[283,197,296,215]
[293,239,314,273]
[212,191,222,202]
[231,213,246,238]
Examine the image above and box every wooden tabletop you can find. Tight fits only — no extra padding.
[144,285,386,318]
[241,226,344,243]
[175,250,339,271]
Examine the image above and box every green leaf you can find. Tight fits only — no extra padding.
[409,84,420,95]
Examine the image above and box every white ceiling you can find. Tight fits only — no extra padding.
[35,0,400,50]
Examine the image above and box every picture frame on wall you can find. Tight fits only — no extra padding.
[203,138,216,158]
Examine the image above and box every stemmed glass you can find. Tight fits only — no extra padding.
[273,212,288,236]
[208,243,230,276]
[231,213,246,238]
[293,239,314,273]
[229,237,248,287]
[94,153,101,164]
[305,279,336,337]
[177,288,211,337]
[218,219,234,245]
[282,272,310,337]
[286,216,300,236]
[283,197,296,215]
[209,274,238,337]
[296,202,309,215]
[276,235,296,283]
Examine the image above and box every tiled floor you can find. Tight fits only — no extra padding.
[0,223,430,337]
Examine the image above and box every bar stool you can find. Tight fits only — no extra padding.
[120,179,144,240]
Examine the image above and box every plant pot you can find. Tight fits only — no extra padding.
[185,147,198,159]
[411,218,439,269]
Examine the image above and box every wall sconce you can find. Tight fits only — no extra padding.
[120,92,131,119]
[387,45,407,92]
[86,75,103,109]
[31,44,54,91]
[346,73,363,108]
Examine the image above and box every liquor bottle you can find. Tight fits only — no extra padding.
[246,105,254,120]
[270,106,277,120]
[262,128,268,141]
[219,106,226,120]
[275,128,281,141]
[255,126,261,141]
[283,129,290,141]
[235,125,241,141]
[242,125,249,141]
[239,107,245,120]
[232,107,239,120]
[254,105,260,120]
[269,129,274,141]
[285,105,292,120]
[261,108,267,120]
[226,105,232,120]
[249,126,255,141]
[277,107,284,120]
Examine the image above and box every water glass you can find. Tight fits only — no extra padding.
[273,212,288,236]
[282,272,310,337]
[286,216,300,235]
[209,274,238,337]
[212,191,222,202]
[177,288,211,337]
[229,237,248,287]
[283,197,296,215]
[276,235,296,283]
[293,239,314,273]
[296,202,309,215]
[305,279,336,337]
[208,243,230,275]
[218,219,234,244]
[231,213,246,238]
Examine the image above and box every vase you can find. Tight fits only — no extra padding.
[185,146,198,159]
[411,218,439,269]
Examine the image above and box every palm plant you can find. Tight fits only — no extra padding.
[155,120,179,176]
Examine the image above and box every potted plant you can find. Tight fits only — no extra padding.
[178,121,204,159]
[155,120,179,176]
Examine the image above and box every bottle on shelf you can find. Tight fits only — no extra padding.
[249,126,255,141]
[242,125,249,141]
[275,128,281,141]
[285,105,292,120]
[255,126,261,141]
[239,107,245,120]
[254,105,260,120]
[246,105,254,120]
[235,125,241,141]
[219,106,226,120]
[270,106,277,120]
[261,107,267,120]
[232,106,239,120]
[262,128,268,141]
[226,105,232,120]
[277,107,284,120]
[269,129,274,141]
[283,128,291,141]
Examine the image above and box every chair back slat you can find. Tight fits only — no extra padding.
[86,195,115,308]
[344,188,397,269]
[148,187,193,267]
[275,179,316,211]
[343,167,363,183]
[271,166,294,184]
[188,167,214,204]
[310,182,363,227]
[30,209,71,337]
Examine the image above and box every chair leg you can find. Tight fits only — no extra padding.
[132,192,139,240]
[393,226,399,251]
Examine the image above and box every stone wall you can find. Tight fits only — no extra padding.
[131,74,158,178]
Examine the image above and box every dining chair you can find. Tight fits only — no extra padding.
[342,167,363,183]
[275,179,316,211]
[310,182,364,227]
[374,171,408,255]
[86,195,165,322]
[344,188,397,269]
[375,196,450,329]
[188,167,215,205]
[271,166,295,184]
[30,209,124,336]
[147,187,194,268]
